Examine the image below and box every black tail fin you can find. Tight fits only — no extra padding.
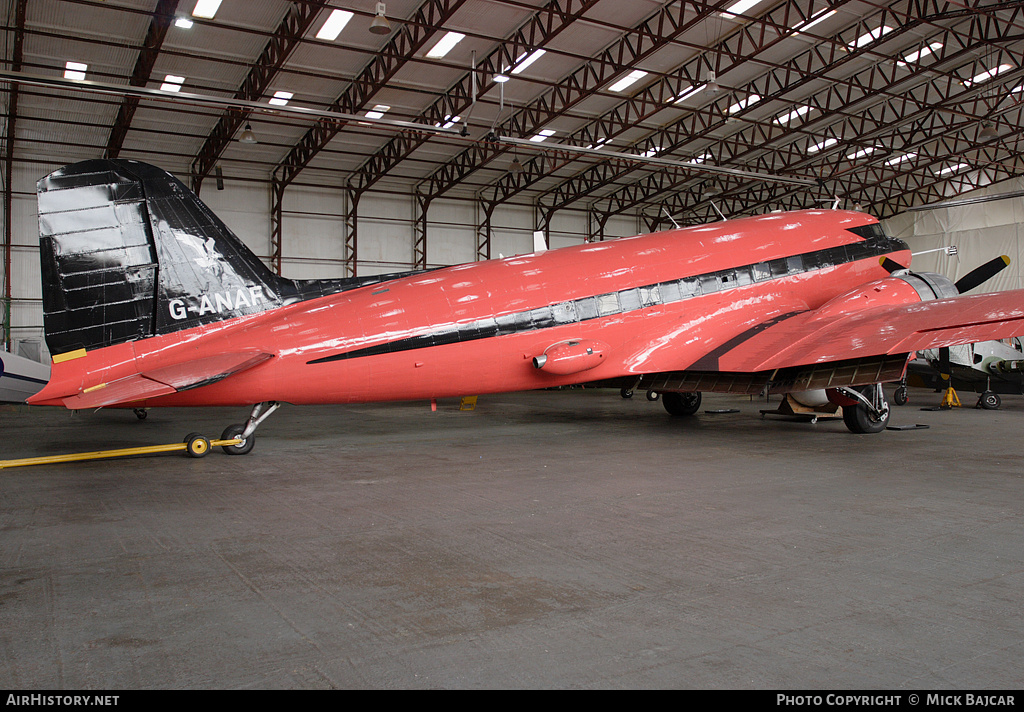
[37,159,288,357]
[38,159,423,359]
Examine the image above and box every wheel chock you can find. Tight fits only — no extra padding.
[0,437,243,469]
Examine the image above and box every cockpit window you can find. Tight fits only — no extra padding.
[847,223,887,240]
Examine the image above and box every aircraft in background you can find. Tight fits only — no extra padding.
[897,338,1024,410]
[0,349,50,403]
[25,159,1024,453]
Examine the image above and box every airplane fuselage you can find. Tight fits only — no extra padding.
[35,209,909,408]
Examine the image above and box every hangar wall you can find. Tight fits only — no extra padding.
[881,177,1024,294]
[1,162,637,362]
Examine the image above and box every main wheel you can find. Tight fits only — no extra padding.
[663,391,702,416]
[220,424,255,455]
[184,432,210,458]
[841,396,889,434]
[979,391,1001,410]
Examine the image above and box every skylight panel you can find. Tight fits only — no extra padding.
[511,49,545,75]
[191,0,222,19]
[674,84,706,103]
[885,153,917,167]
[853,26,894,49]
[792,9,836,34]
[175,17,194,29]
[269,91,293,106]
[435,115,461,129]
[774,105,813,124]
[641,146,661,157]
[964,63,1014,87]
[609,70,648,93]
[365,104,391,120]
[687,152,711,165]
[728,94,759,114]
[586,138,611,150]
[807,137,838,154]
[426,31,465,59]
[63,61,87,80]
[530,129,556,143]
[720,0,764,19]
[846,146,877,161]
[897,41,943,67]
[316,9,354,41]
[937,163,969,175]
[160,75,185,92]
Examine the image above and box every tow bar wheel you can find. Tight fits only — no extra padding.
[184,433,211,458]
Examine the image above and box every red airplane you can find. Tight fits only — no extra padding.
[26,159,1024,453]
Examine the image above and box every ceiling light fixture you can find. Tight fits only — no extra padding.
[369,2,391,35]
[238,124,257,144]
[174,17,194,29]
[980,122,999,139]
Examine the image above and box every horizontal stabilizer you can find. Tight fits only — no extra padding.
[50,351,273,409]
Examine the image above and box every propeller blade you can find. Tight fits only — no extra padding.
[880,256,908,274]
[955,255,1010,293]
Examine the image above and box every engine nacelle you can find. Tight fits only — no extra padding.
[813,272,958,319]
[533,340,608,375]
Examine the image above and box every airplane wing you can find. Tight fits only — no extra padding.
[713,289,1024,373]
[36,350,273,409]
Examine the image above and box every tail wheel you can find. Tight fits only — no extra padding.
[893,386,909,406]
[220,424,255,455]
[663,391,702,416]
[184,432,210,458]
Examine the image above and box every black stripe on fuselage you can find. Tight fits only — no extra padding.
[307,232,907,365]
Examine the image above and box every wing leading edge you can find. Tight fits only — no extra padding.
[711,288,1024,374]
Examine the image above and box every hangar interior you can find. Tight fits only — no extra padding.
[3,0,1024,692]
[2,0,1024,360]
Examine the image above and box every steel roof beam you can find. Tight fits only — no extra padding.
[347,0,604,196]
[190,0,332,192]
[105,0,181,159]
[274,0,471,189]
[418,0,746,202]
[552,1,1024,221]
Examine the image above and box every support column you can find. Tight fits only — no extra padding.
[414,190,431,270]
[270,175,285,276]
[476,198,495,261]
[344,186,361,278]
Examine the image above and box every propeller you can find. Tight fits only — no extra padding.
[954,255,1011,294]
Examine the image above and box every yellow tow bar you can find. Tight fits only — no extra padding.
[0,437,243,470]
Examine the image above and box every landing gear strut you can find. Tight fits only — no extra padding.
[221,401,280,455]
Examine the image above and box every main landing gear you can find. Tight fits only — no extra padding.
[833,384,890,434]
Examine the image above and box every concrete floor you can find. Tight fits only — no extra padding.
[1,387,1023,689]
